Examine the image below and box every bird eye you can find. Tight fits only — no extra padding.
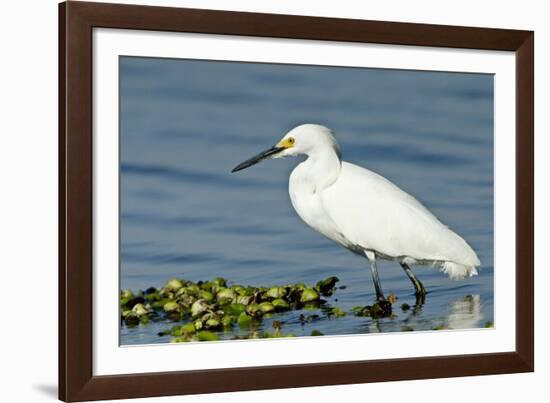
[288,137,295,144]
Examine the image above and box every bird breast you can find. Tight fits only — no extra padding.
[288,162,348,247]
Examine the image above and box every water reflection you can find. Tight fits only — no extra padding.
[372,294,485,333]
[446,295,484,330]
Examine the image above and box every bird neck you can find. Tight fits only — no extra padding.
[302,148,342,191]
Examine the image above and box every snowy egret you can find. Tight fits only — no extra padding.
[232,124,480,311]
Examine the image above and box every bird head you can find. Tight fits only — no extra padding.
[231,124,341,172]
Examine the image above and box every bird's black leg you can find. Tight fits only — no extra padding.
[369,256,385,301]
[400,262,427,305]
[366,253,392,316]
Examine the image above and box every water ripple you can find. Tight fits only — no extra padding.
[121,161,272,189]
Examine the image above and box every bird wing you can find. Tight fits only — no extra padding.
[320,162,480,267]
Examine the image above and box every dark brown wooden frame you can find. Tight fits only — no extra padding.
[59,1,534,401]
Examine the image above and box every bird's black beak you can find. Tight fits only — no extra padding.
[231,146,284,172]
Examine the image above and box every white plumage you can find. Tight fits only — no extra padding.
[307,161,480,279]
[232,124,480,306]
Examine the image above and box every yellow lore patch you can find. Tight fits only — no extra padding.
[277,137,295,149]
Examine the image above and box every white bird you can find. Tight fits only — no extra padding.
[232,124,480,311]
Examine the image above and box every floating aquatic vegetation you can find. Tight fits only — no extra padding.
[300,287,320,303]
[316,276,339,296]
[272,298,290,311]
[328,307,347,318]
[165,278,183,292]
[258,301,275,313]
[351,300,395,319]
[121,301,155,326]
[163,301,179,313]
[121,276,400,341]
[171,330,220,343]
[266,286,286,299]
[121,278,492,342]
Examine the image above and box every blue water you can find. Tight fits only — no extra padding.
[119,57,494,345]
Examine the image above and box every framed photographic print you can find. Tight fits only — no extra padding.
[59,1,534,401]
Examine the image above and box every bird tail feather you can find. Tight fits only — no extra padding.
[440,261,478,280]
